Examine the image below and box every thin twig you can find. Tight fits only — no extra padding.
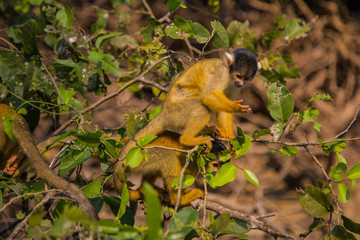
[191,199,295,239]
[252,137,360,147]
[42,63,64,104]
[6,192,55,240]
[0,189,62,213]
[332,105,360,139]
[141,0,156,19]
[54,56,170,135]
[174,145,199,212]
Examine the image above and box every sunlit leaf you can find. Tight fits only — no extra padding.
[243,169,260,186]
[212,212,230,236]
[267,83,294,123]
[172,174,195,190]
[143,182,163,240]
[76,131,103,148]
[347,163,360,179]
[56,6,74,29]
[117,183,129,221]
[211,20,229,48]
[338,183,350,203]
[126,147,143,168]
[209,162,237,188]
[82,179,101,198]
[58,148,92,175]
[95,32,123,49]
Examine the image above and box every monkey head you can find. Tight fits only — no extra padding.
[225,48,258,88]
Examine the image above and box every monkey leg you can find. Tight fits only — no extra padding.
[179,113,212,149]
[168,188,204,206]
[129,175,162,201]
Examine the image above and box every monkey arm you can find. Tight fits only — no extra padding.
[216,112,235,139]
[201,90,251,113]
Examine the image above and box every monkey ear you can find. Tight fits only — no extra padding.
[224,52,235,66]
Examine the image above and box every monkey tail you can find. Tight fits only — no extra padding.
[114,112,166,195]
[13,117,98,220]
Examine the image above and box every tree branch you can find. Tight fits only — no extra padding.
[191,199,295,239]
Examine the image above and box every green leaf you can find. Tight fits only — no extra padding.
[126,147,143,168]
[243,169,260,186]
[143,182,163,240]
[270,122,285,141]
[190,22,210,43]
[276,55,300,78]
[97,220,122,234]
[338,183,350,203]
[172,174,195,190]
[234,135,251,158]
[140,18,163,44]
[209,162,238,188]
[299,193,329,218]
[116,183,129,221]
[252,129,270,139]
[299,217,326,238]
[53,59,79,69]
[211,20,229,48]
[21,19,40,58]
[76,131,103,148]
[95,32,123,49]
[347,163,360,179]
[174,16,193,35]
[149,106,162,120]
[126,109,140,141]
[212,212,231,236]
[88,50,121,76]
[308,93,333,103]
[325,225,356,240]
[267,83,294,123]
[305,185,333,212]
[102,139,118,159]
[56,6,74,29]
[81,179,101,198]
[168,208,198,236]
[58,148,92,175]
[223,219,251,236]
[138,135,157,147]
[280,145,298,158]
[46,130,81,150]
[342,215,360,234]
[283,18,311,41]
[167,0,186,12]
[3,113,14,141]
[227,20,257,50]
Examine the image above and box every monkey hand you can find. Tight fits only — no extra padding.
[233,99,252,113]
[3,152,25,176]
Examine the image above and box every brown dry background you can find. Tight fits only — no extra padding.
[5,0,360,239]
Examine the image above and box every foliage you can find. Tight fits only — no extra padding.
[0,0,359,239]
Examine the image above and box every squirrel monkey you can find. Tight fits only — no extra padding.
[125,48,257,150]
[0,104,98,219]
[115,49,257,186]
[114,131,224,206]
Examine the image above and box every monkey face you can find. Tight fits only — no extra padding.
[229,48,258,88]
[232,72,252,87]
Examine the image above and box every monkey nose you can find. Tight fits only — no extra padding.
[234,80,245,87]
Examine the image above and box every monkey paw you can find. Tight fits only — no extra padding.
[234,99,252,113]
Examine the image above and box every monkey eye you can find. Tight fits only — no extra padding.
[235,74,243,79]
